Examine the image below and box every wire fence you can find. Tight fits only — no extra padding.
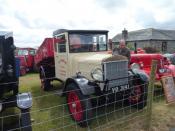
[0,60,175,131]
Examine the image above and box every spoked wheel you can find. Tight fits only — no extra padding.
[66,83,92,127]
[20,109,32,131]
[128,79,148,109]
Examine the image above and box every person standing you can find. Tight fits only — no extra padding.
[113,39,131,61]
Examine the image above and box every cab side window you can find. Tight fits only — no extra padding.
[56,34,66,53]
[58,43,66,52]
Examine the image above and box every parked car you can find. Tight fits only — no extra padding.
[15,47,36,75]
[38,29,149,127]
[0,31,32,131]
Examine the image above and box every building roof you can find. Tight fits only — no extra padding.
[112,28,175,42]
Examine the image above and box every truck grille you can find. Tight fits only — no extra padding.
[103,60,128,89]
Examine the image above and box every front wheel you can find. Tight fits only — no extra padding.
[20,109,32,131]
[128,79,148,109]
[66,83,93,127]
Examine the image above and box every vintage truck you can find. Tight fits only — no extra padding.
[15,47,36,75]
[37,29,149,127]
[0,31,32,131]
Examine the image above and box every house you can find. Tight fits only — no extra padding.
[112,28,175,53]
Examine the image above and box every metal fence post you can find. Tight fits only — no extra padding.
[146,60,157,131]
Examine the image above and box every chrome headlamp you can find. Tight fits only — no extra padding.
[17,92,32,109]
[159,68,165,73]
[91,68,103,81]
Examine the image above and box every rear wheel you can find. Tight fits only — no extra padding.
[66,83,93,127]
[20,67,26,76]
[40,78,50,91]
[128,79,148,109]
[40,68,51,91]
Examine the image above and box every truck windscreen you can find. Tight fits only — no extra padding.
[17,49,28,56]
[69,34,107,53]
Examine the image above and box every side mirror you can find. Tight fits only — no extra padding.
[54,38,66,44]
[60,38,66,44]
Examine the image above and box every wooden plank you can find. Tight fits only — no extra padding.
[161,76,175,103]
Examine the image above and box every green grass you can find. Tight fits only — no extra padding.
[1,73,175,131]
[18,73,147,131]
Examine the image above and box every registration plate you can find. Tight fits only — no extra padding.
[111,85,129,93]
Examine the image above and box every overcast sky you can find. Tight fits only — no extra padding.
[0,0,175,48]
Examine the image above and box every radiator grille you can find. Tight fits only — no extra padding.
[103,60,128,89]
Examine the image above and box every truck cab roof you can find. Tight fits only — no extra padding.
[0,31,13,39]
[53,29,108,36]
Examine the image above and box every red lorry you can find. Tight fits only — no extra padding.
[16,47,36,75]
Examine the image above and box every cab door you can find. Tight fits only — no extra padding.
[54,34,68,81]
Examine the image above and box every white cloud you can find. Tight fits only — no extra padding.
[0,0,175,47]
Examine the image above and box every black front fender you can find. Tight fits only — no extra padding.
[64,77,95,96]
[132,69,149,82]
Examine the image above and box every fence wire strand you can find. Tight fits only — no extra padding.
[0,63,173,131]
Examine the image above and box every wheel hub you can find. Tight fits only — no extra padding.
[72,103,76,108]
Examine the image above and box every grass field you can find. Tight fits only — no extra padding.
[1,73,175,131]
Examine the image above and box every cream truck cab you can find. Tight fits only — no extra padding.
[53,29,149,127]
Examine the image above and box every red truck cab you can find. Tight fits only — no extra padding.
[15,48,36,75]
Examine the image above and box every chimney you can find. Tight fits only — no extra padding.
[122,28,128,41]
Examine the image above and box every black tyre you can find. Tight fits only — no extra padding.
[20,67,26,76]
[20,109,32,131]
[128,79,148,109]
[66,83,93,127]
[40,68,51,91]
[41,78,51,91]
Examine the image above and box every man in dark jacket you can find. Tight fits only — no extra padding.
[113,39,131,61]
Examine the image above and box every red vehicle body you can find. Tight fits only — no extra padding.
[35,38,55,66]
[34,38,61,90]
[130,53,175,81]
[16,48,36,75]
